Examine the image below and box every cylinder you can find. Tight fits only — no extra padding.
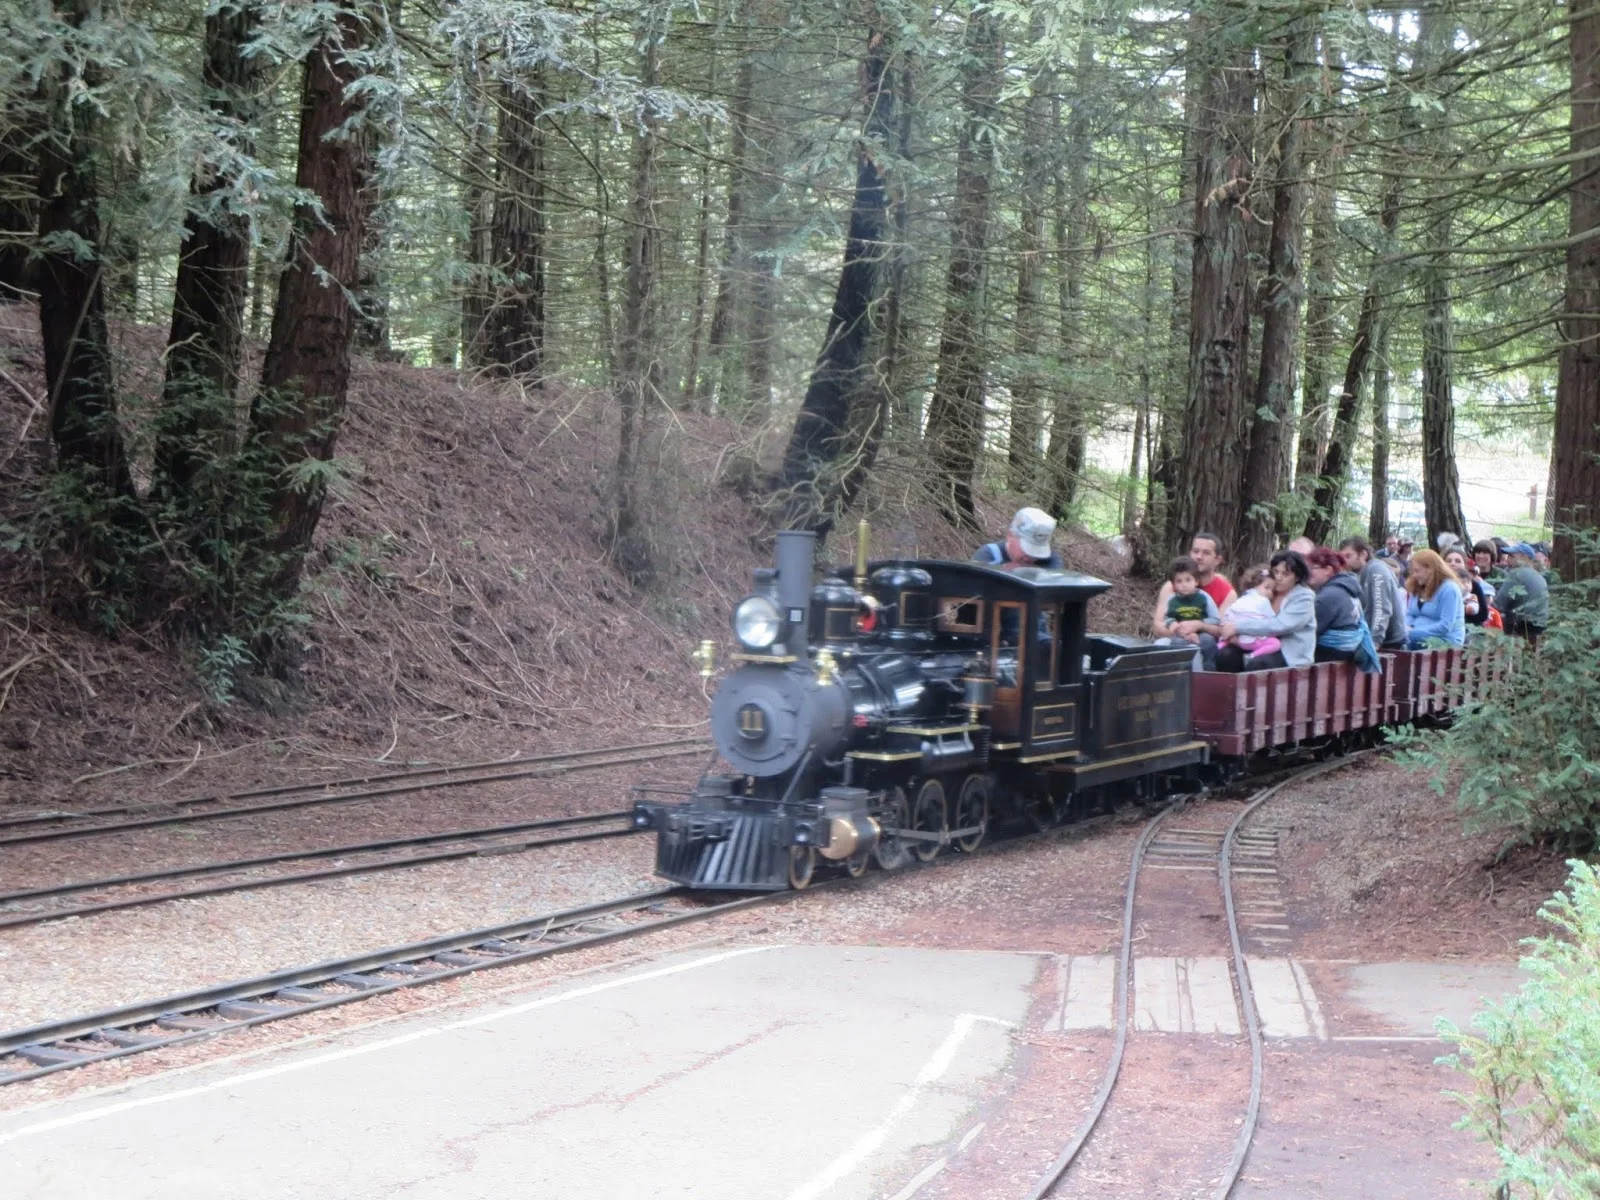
[775,531,817,625]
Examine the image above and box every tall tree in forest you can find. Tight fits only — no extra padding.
[35,0,133,505]
[1293,42,1343,502]
[1367,320,1391,542]
[1006,10,1052,492]
[482,62,546,377]
[1044,28,1096,517]
[923,5,1002,528]
[1555,0,1600,580]
[612,29,664,578]
[1172,12,1255,553]
[777,22,897,534]
[1302,168,1401,545]
[249,4,376,597]
[0,101,38,300]
[1237,18,1312,566]
[155,0,267,507]
[1416,9,1469,546]
[697,49,754,411]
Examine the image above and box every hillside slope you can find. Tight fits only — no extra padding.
[0,302,1148,805]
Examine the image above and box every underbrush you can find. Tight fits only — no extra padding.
[1442,860,1600,1197]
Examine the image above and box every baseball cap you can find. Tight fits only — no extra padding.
[1508,541,1537,559]
[1010,507,1056,560]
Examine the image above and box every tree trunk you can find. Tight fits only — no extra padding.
[923,8,1002,529]
[1293,48,1342,505]
[249,6,375,595]
[1237,20,1313,566]
[482,68,545,378]
[36,0,133,503]
[680,123,715,409]
[1556,2,1600,580]
[699,53,754,411]
[885,55,917,437]
[1303,171,1401,545]
[1367,318,1391,543]
[743,216,779,412]
[612,33,664,581]
[1172,22,1255,554]
[1045,30,1096,517]
[1417,10,1469,548]
[0,100,39,300]
[1007,11,1052,492]
[459,55,494,367]
[776,26,896,534]
[156,0,267,504]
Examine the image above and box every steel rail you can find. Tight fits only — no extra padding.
[0,736,709,833]
[0,815,640,932]
[0,741,707,848]
[0,886,773,1086]
[1213,753,1370,1199]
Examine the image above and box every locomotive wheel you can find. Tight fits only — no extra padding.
[953,774,991,854]
[873,786,913,872]
[910,778,947,863]
[788,845,817,890]
[1022,790,1059,833]
[844,844,872,878]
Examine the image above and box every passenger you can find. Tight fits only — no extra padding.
[1218,564,1282,665]
[1216,550,1317,671]
[1444,547,1494,628]
[1404,549,1467,648]
[1473,539,1502,583]
[1534,541,1560,585]
[1149,532,1236,640]
[1491,542,1550,640]
[1306,547,1380,670]
[1436,531,1463,558]
[1378,533,1401,560]
[974,507,1063,570]
[1397,537,1415,571]
[1155,556,1219,671]
[1339,535,1407,650]
[1287,536,1316,556]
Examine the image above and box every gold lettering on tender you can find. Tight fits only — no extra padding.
[1152,689,1176,705]
[1116,692,1153,711]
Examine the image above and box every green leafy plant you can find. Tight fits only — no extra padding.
[196,634,254,705]
[1394,535,1600,853]
[1440,860,1600,1198]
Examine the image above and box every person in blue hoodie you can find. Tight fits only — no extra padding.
[1404,549,1467,648]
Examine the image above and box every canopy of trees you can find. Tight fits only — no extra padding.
[2,0,1598,653]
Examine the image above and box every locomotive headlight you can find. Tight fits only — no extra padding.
[733,595,782,650]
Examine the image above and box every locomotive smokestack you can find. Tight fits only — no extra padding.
[775,531,817,628]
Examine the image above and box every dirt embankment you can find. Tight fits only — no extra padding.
[0,302,1150,805]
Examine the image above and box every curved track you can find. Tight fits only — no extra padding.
[1024,758,1359,1199]
[0,737,709,847]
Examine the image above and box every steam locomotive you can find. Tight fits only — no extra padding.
[632,525,1210,890]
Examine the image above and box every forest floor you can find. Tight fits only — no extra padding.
[0,300,1148,807]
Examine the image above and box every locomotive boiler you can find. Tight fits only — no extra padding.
[633,525,1211,890]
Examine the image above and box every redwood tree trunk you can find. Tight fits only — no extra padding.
[1173,24,1255,553]
[1555,4,1600,580]
[923,8,1002,529]
[699,54,754,411]
[1367,319,1392,543]
[1007,11,1051,492]
[249,7,375,593]
[157,0,267,503]
[36,0,133,503]
[1303,172,1401,545]
[776,26,896,533]
[1238,20,1312,566]
[482,68,545,377]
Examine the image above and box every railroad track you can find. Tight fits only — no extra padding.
[0,809,641,931]
[0,737,709,847]
[1023,757,1359,1200]
[0,887,769,1087]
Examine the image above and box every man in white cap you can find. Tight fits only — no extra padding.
[974,507,1063,570]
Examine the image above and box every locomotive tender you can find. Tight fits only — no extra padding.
[633,525,1210,890]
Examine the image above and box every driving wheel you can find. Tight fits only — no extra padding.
[788,845,817,890]
[873,786,912,871]
[910,778,947,863]
[953,774,991,854]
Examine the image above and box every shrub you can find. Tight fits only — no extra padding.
[1395,536,1600,853]
[1440,860,1600,1197]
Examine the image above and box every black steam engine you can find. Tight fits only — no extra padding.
[633,526,1210,890]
